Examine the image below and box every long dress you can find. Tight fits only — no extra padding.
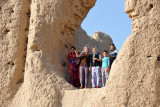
[67,52,80,87]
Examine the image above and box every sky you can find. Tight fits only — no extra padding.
[81,0,132,51]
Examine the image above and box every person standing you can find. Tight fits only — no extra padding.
[109,43,118,68]
[101,50,110,87]
[91,47,102,88]
[79,45,91,88]
[67,46,80,87]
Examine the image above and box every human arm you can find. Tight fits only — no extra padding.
[106,59,110,72]
[96,58,102,62]
[94,58,102,62]
[89,66,91,72]
[113,53,118,57]
[75,51,79,58]
[93,54,102,61]
[79,51,84,58]
[89,55,92,72]
[109,55,114,58]
[110,53,118,58]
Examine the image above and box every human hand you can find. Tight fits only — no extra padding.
[75,50,78,53]
[109,55,114,58]
[93,58,98,60]
[106,68,109,72]
[75,51,79,57]
[89,67,91,72]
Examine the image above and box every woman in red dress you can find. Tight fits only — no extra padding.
[67,46,80,87]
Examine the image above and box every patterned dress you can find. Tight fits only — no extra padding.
[68,52,80,87]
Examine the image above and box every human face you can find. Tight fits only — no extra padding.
[84,47,89,53]
[93,48,97,53]
[103,52,107,57]
[110,45,114,50]
[71,48,75,53]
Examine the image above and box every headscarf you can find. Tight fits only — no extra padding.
[92,46,101,63]
[110,43,118,55]
[92,46,99,54]
[79,45,90,57]
[83,45,90,53]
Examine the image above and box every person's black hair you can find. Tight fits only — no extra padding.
[70,46,76,50]
[110,43,116,50]
[103,50,108,53]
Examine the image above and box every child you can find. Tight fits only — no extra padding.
[101,50,110,87]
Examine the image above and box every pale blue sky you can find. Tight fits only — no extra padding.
[81,0,132,51]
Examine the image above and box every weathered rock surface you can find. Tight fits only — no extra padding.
[75,27,113,54]
[0,0,96,106]
[62,0,160,107]
[0,0,30,106]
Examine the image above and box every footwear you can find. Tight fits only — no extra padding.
[80,86,83,89]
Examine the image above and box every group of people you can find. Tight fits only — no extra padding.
[66,44,118,88]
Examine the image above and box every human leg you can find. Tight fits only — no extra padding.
[79,66,84,88]
[96,66,102,88]
[91,67,97,88]
[84,66,89,88]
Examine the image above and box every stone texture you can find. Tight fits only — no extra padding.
[0,0,96,106]
[75,27,113,54]
[0,0,30,106]
[105,0,160,106]
[62,0,160,107]
[62,88,106,107]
